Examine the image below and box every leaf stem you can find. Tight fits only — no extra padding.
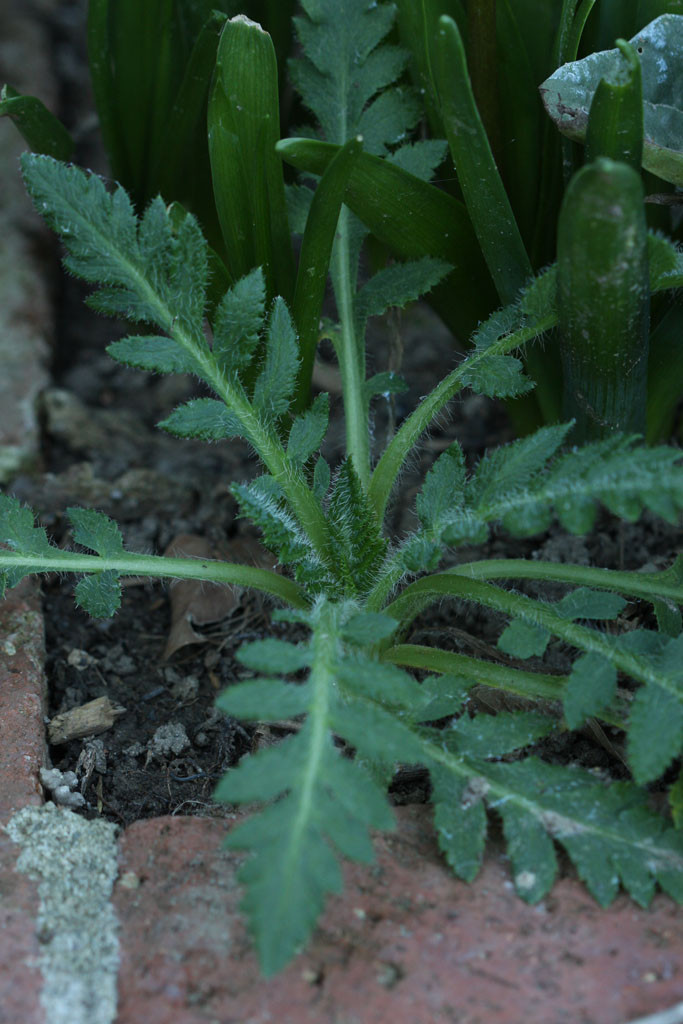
[0,548,309,608]
[368,312,556,522]
[333,204,371,489]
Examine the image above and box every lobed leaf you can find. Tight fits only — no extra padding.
[67,507,124,557]
[429,751,683,906]
[287,394,329,467]
[74,570,121,619]
[252,298,300,424]
[563,652,617,730]
[212,267,266,376]
[355,256,451,329]
[159,399,243,441]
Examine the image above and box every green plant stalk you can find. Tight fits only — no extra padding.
[368,311,557,524]
[452,558,683,604]
[384,642,626,729]
[0,547,307,608]
[370,553,683,628]
[383,643,569,703]
[288,137,363,412]
[385,573,680,694]
[87,0,128,185]
[184,347,332,565]
[585,39,643,171]
[333,204,371,489]
[557,157,650,441]
[279,138,496,343]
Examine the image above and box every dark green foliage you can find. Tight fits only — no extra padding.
[326,461,388,596]
[3,6,683,980]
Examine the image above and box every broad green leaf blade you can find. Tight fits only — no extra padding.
[387,139,449,181]
[0,494,55,588]
[433,15,532,307]
[499,804,558,902]
[394,0,466,135]
[363,371,408,404]
[278,137,496,341]
[74,571,122,619]
[21,156,210,346]
[540,15,683,186]
[0,85,74,161]
[555,587,626,621]
[621,632,683,783]
[291,0,401,147]
[208,15,295,301]
[557,157,650,441]
[416,442,466,535]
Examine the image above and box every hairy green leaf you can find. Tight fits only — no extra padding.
[252,298,299,423]
[355,256,451,329]
[498,620,550,659]
[237,638,311,674]
[74,570,122,619]
[563,652,617,729]
[159,399,243,441]
[67,507,124,557]
[287,394,330,467]
[212,267,266,376]
[326,460,388,596]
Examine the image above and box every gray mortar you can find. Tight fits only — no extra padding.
[5,803,120,1024]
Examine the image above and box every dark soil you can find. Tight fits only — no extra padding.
[7,0,681,829]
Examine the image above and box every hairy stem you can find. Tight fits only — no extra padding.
[0,548,308,608]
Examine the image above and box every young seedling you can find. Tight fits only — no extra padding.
[2,0,683,977]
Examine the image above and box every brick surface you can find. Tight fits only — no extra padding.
[0,0,55,483]
[0,583,48,1024]
[114,808,683,1024]
[0,6,58,1022]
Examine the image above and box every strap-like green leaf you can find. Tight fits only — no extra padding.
[0,85,74,161]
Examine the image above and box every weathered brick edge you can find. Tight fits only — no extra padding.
[0,584,47,1024]
[0,4,57,1021]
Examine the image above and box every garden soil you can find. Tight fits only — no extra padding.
[1,2,683,1023]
